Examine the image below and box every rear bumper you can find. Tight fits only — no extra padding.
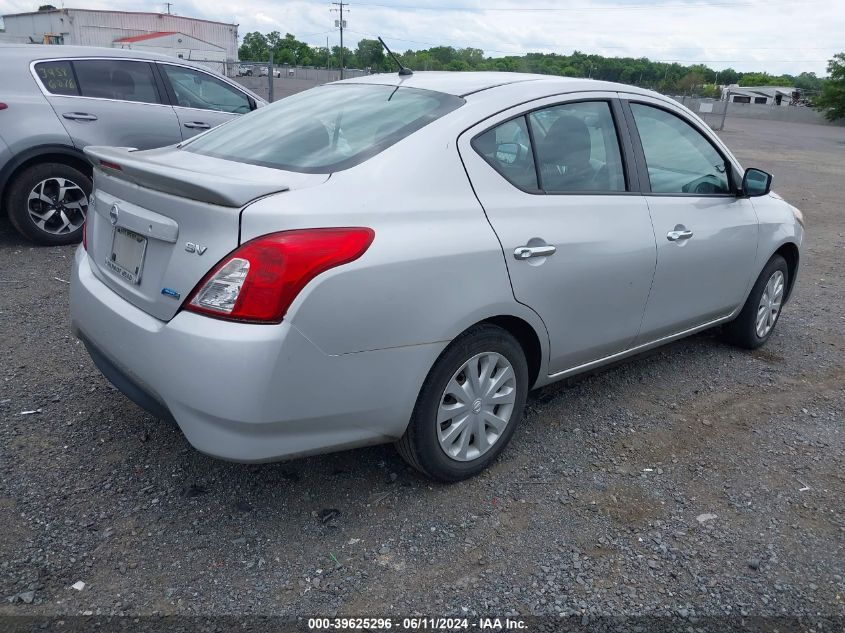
[81,334,176,425]
[70,247,445,462]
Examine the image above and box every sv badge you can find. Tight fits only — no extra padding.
[185,242,208,255]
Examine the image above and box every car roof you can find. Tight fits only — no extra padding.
[0,43,194,64]
[333,70,657,99]
[0,43,267,104]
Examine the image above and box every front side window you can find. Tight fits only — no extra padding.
[472,116,538,191]
[161,65,251,114]
[73,60,161,104]
[630,103,731,195]
[529,101,625,192]
[183,84,465,173]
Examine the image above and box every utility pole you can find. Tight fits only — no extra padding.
[164,2,173,14]
[331,2,349,79]
[268,50,274,102]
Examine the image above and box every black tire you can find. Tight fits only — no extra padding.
[722,254,789,349]
[6,162,91,246]
[396,324,529,482]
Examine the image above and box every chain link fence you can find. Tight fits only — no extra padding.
[184,59,370,103]
[669,94,838,129]
[215,60,370,103]
[669,96,729,130]
[186,59,840,124]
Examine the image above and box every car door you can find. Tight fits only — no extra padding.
[459,94,657,374]
[34,58,182,150]
[157,63,254,140]
[621,96,759,343]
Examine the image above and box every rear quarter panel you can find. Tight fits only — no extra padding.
[238,115,550,362]
[0,52,75,201]
[0,56,73,158]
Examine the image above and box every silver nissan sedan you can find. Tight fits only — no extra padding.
[70,72,804,481]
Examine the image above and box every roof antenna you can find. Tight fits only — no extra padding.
[378,36,413,76]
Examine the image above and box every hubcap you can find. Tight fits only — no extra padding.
[27,177,88,235]
[437,352,517,462]
[755,270,784,338]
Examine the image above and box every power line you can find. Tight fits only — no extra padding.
[525,44,837,52]
[346,30,830,64]
[655,59,830,63]
[353,0,821,11]
[336,26,835,55]
[344,29,522,54]
[297,29,336,39]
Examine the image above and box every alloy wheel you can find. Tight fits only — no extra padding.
[437,352,517,462]
[27,177,88,235]
[755,270,784,338]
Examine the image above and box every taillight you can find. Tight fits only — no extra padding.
[183,228,374,323]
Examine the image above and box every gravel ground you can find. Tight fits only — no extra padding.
[0,118,843,625]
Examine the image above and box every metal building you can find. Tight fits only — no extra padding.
[721,84,800,107]
[113,31,228,73]
[0,8,238,70]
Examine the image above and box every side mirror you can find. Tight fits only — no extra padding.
[742,168,772,197]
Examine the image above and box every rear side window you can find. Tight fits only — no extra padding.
[34,61,79,96]
[160,65,251,114]
[73,60,161,104]
[472,100,626,194]
[472,117,538,191]
[183,84,464,173]
[528,101,626,192]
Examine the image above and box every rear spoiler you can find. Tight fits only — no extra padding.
[83,146,289,208]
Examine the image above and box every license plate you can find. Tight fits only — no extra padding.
[105,226,147,285]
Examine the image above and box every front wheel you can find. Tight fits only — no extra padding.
[396,324,529,482]
[6,162,91,246]
[722,254,788,349]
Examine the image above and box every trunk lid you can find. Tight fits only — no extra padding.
[83,146,328,321]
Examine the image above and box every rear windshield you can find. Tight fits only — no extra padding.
[182,83,464,173]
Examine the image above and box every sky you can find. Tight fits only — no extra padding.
[1,0,841,76]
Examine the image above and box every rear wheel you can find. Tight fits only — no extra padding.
[6,162,91,246]
[722,254,788,349]
[396,324,529,482]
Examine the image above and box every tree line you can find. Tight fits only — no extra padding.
[238,31,842,119]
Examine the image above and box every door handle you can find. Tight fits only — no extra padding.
[184,122,211,129]
[62,112,98,121]
[514,245,556,260]
[666,229,694,242]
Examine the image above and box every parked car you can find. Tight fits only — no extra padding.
[0,44,266,245]
[70,72,804,481]
[237,64,254,77]
[260,65,282,78]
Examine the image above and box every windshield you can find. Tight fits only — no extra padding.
[182,83,465,173]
